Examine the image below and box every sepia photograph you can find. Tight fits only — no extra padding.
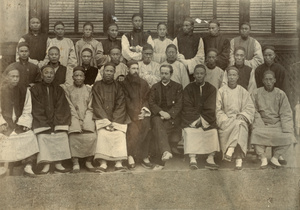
[0,0,299,209]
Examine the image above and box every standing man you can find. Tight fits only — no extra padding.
[16,17,50,68]
[120,60,152,169]
[229,22,263,70]
[121,14,154,61]
[173,17,205,81]
[149,64,183,170]
[203,19,230,70]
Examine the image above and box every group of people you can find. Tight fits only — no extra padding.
[0,13,296,177]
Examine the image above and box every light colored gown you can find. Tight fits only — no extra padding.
[138,61,161,87]
[153,38,173,64]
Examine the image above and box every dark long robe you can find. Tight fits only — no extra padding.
[203,34,230,70]
[181,82,217,129]
[236,64,252,90]
[30,81,71,134]
[82,65,98,85]
[47,62,67,86]
[101,37,121,55]
[255,63,285,92]
[22,32,48,61]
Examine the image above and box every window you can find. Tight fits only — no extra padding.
[190,0,214,33]
[250,0,272,33]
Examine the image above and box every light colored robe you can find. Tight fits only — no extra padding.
[161,60,190,89]
[205,66,224,89]
[138,61,161,87]
[153,38,173,64]
[216,85,255,157]
[251,87,296,146]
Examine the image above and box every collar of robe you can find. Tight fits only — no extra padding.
[108,36,117,42]
[102,78,114,84]
[132,28,143,33]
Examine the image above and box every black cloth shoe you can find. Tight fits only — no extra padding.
[205,162,219,170]
[141,161,154,169]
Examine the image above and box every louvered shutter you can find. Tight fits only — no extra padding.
[143,0,168,33]
[78,0,104,33]
[275,0,297,33]
[115,0,140,33]
[216,0,239,33]
[250,0,272,33]
[49,0,75,33]
[190,0,214,33]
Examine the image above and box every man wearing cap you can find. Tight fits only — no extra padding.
[45,21,77,85]
[216,66,255,170]
[64,67,97,173]
[119,60,153,169]
[0,67,39,177]
[203,19,230,70]
[138,44,160,87]
[229,22,263,70]
[121,14,154,61]
[161,44,190,89]
[255,46,286,92]
[251,70,295,169]
[173,17,205,81]
[7,42,41,88]
[16,17,50,68]
[92,62,130,172]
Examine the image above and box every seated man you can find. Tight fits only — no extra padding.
[161,44,190,88]
[31,65,71,174]
[119,60,152,169]
[216,66,255,170]
[251,70,295,169]
[149,64,183,170]
[138,44,161,87]
[204,48,224,89]
[64,67,97,173]
[182,64,220,170]
[47,46,67,86]
[0,67,39,177]
[92,62,130,172]
[8,42,41,88]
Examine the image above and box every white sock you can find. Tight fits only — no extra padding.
[24,164,34,174]
[236,159,242,167]
[143,157,150,163]
[72,158,79,165]
[226,147,235,156]
[115,161,122,168]
[85,161,94,169]
[278,156,284,160]
[206,153,216,165]
[128,156,135,165]
[55,162,65,170]
[42,164,50,172]
[261,157,268,166]
[100,160,107,169]
[271,157,281,166]
[189,154,196,163]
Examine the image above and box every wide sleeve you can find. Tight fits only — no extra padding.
[64,88,81,133]
[244,40,264,70]
[179,63,190,88]
[216,38,230,70]
[16,89,33,128]
[67,40,78,68]
[53,86,71,131]
[112,84,127,124]
[34,65,42,84]
[250,90,265,127]
[121,34,142,61]
[239,88,255,124]
[216,89,229,127]
[146,35,155,49]
[95,42,105,67]
[247,68,257,93]
[201,86,217,125]
[94,66,104,82]
[229,39,235,66]
[37,38,51,68]
[82,87,95,132]
[181,85,200,127]
[92,82,109,120]
[279,92,294,133]
[167,84,183,119]
[149,85,162,115]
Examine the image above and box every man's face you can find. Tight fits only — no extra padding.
[83,25,93,38]
[234,49,245,66]
[206,51,217,68]
[208,23,219,36]
[157,24,167,38]
[103,65,115,81]
[263,73,276,91]
[7,70,20,87]
[18,46,30,60]
[142,49,153,65]
[129,64,139,77]
[42,67,55,84]
[82,51,92,65]
[110,49,121,65]
[132,16,143,30]
[227,70,239,86]
[48,49,60,64]
[30,18,41,31]
[183,21,193,34]
[240,24,250,39]
[73,70,85,86]
[54,24,65,38]
[166,47,177,63]
[108,25,118,39]
[194,67,206,84]
[160,67,172,83]
[263,49,275,66]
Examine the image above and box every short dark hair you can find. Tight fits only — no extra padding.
[17,42,30,50]
[240,22,251,30]
[48,46,60,53]
[83,22,94,30]
[132,13,143,20]
[209,19,220,27]
[166,44,177,53]
[54,21,64,28]
[263,70,275,78]
[183,17,194,26]
[82,48,93,55]
[157,22,167,29]
[107,22,119,30]
[206,48,218,55]
[104,62,116,70]
[160,64,173,74]
[41,65,54,73]
[194,64,206,73]
[127,60,138,68]
[142,43,153,51]
[234,46,246,55]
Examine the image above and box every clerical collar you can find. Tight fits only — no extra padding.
[162,81,170,86]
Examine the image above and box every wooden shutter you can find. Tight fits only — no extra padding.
[143,0,168,33]
[216,0,239,33]
[114,0,140,33]
[275,0,297,33]
[190,0,214,33]
[250,0,272,33]
[49,0,75,33]
[78,0,104,33]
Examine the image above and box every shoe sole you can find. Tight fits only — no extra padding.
[205,165,219,170]
[141,163,153,169]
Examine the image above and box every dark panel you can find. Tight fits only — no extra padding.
[174,0,190,36]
